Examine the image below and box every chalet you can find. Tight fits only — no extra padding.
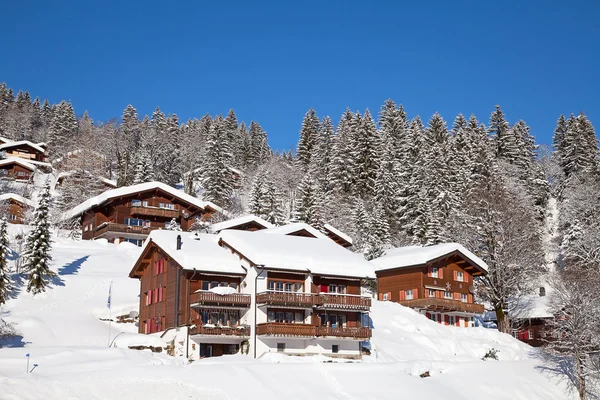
[210,214,274,233]
[372,243,488,328]
[264,222,329,239]
[0,137,13,146]
[53,149,107,172]
[322,223,353,248]
[219,230,374,358]
[56,170,117,191]
[0,158,35,181]
[507,287,554,347]
[0,140,47,163]
[63,182,225,246]
[129,229,374,359]
[0,193,35,224]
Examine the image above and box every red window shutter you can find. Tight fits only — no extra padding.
[518,331,524,340]
[154,288,158,303]
[387,292,392,301]
[467,294,473,303]
[524,330,530,340]
[399,291,405,301]
[146,319,151,334]
[427,266,432,277]
[439,268,443,279]
[453,271,457,281]
[320,285,328,293]
[378,293,383,301]
[158,287,163,302]
[437,314,442,323]
[413,288,418,299]
[465,273,469,283]
[426,312,431,319]
[444,315,449,325]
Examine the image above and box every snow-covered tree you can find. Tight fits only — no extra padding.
[0,218,11,305]
[165,218,181,231]
[24,182,55,295]
[202,115,233,207]
[297,108,319,170]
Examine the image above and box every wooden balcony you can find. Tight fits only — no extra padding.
[256,322,317,337]
[190,324,250,337]
[94,223,159,237]
[399,298,485,314]
[189,291,251,308]
[256,291,317,308]
[315,293,371,311]
[130,206,179,219]
[316,326,372,339]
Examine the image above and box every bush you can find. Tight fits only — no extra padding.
[482,348,499,361]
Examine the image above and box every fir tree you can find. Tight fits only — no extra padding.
[489,105,511,158]
[349,110,380,197]
[297,108,319,170]
[203,115,233,207]
[330,109,355,194]
[48,100,78,156]
[0,218,11,305]
[294,173,323,227]
[24,182,55,295]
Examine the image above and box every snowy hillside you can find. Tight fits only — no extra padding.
[0,233,576,400]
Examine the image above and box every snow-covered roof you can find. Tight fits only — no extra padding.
[210,214,274,233]
[264,222,328,239]
[512,291,554,320]
[57,170,116,187]
[0,140,46,153]
[0,157,36,171]
[52,149,106,165]
[0,136,13,144]
[62,181,225,220]
[371,243,489,274]
[219,230,375,279]
[0,193,35,207]
[132,230,244,276]
[101,177,117,187]
[322,223,353,245]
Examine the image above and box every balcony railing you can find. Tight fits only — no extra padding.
[316,326,372,339]
[130,206,179,219]
[256,291,318,308]
[190,291,251,308]
[256,322,317,337]
[190,324,250,337]
[94,223,160,237]
[399,298,484,314]
[315,293,371,310]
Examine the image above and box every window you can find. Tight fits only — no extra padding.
[84,224,89,232]
[277,343,286,352]
[275,282,284,292]
[276,312,285,322]
[285,312,294,322]
[229,283,238,290]
[444,291,452,299]
[267,281,275,291]
[17,171,25,177]
[512,330,519,339]
[145,292,151,306]
[268,280,304,293]
[528,330,534,339]
[123,238,143,246]
[294,312,304,323]
[295,283,304,292]
[431,267,439,278]
[210,281,219,289]
[332,345,339,354]
[429,313,436,321]
[268,311,275,322]
[132,200,141,207]
[456,271,464,282]
[285,283,294,292]
[405,289,414,300]
[382,292,389,301]
[202,281,210,291]
[0,169,7,175]
[329,284,337,293]
[461,293,468,303]
[125,218,144,227]
[428,289,436,298]
[159,203,175,210]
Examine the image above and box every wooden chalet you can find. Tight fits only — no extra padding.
[53,149,107,172]
[0,140,47,163]
[210,214,274,233]
[508,287,554,347]
[0,158,35,181]
[64,182,224,246]
[56,171,117,191]
[372,243,488,328]
[322,223,353,248]
[0,193,35,224]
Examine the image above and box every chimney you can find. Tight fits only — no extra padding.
[539,286,546,297]
[176,235,182,250]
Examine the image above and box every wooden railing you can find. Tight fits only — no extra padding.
[256,323,317,337]
[130,206,179,219]
[316,293,371,310]
[399,298,484,313]
[190,324,250,337]
[256,292,318,308]
[94,223,160,237]
[189,291,251,308]
[316,326,372,339]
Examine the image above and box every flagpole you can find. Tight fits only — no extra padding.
[107,281,113,347]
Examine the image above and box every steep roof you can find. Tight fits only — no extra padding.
[0,140,46,153]
[0,157,36,171]
[371,243,489,274]
[264,222,328,239]
[219,230,375,279]
[62,181,225,220]
[0,193,35,207]
[130,230,245,277]
[210,214,274,233]
[323,223,353,245]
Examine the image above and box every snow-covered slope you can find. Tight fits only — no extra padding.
[0,233,576,399]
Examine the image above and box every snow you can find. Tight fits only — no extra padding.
[111,332,167,349]
[210,214,274,233]
[0,193,35,208]
[323,223,353,245]
[139,230,245,275]
[207,286,237,295]
[0,157,36,171]
[220,230,375,278]
[61,181,226,221]
[0,140,46,154]
[264,222,329,239]
[0,231,578,399]
[371,242,489,273]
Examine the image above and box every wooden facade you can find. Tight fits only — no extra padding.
[376,252,486,327]
[0,197,32,224]
[0,142,46,162]
[0,161,34,181]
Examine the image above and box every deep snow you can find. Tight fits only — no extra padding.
[0,231,577,399]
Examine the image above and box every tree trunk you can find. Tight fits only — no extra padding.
[575,350,587,400]
[495,306,510,333]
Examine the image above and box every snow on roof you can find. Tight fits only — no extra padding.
[210,214,274,233]
[140,230,244,275]
[371,243,489,273]
[0,157,36,171]
[0,193,35,207]
[52,149,106,165]
[0,136,13,144]
[219,230,375,279]
[57,170,116,187]
[0,140,46,153]
[101,177,117,187]
[264,222,328,239]
[512,291,554,320]
[62,181,225,220]
[322,223,353,245]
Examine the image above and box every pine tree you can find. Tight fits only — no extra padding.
[48,100,78,156]
[294,173,323,227]
[249,169,285,225]
[297,109,319,170]
[330,109,355,194]
[349,109,381,197]
[24,182,55,295]
[489,105,511,158]
[0,218,11,305]
[203,115,233,207]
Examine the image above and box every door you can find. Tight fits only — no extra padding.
[206,345,213,357]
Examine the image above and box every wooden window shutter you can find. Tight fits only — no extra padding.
[453,292,461,301]
[387,292,392,301]
[438,268,443,279]
[320,285,328,293]
[399,291,405,301]
[444,315,449,325]
[378,293,383,301]
[468,294,473,303]
[427,266,432,277]
[453,271,458,281]
[437,314,442,323]
[413,288,418,299]
[465,273,469,283]
[426,312,431,319]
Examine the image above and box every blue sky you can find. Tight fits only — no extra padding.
[1,1,599,150]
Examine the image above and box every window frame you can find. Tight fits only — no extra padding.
[431,267,439,278]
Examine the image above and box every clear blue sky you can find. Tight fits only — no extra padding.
[1,1,599,150]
